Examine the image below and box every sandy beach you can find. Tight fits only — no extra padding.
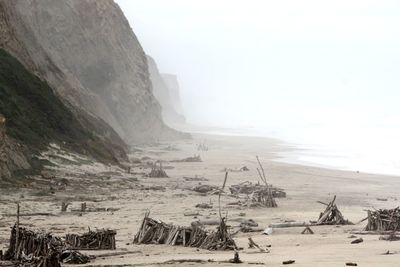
[1,133,400,266]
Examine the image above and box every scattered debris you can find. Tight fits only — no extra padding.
[61,202,71,212]
[134,213,237,250]
[365,207,400,231]
[240,166,249,171]
[316,196,352,225]
[184,212,201,217]
[141,185,166,191]
[301,226,314,234]
[196,203,213,209]
[148,162,168,178]
[283,260,295,265]
[171,155,202,163]
[229,251,242,263]
[66,229,116,250]
[192,185,221,194]
[379,232,400,241]
[183,176,209,181]
[376,198,388,201]
[60,250,90,264]
[351,238,363,244]
[248,237,267,252]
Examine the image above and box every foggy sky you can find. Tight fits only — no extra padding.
[116,0,400,131]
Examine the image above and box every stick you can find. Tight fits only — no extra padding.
[256,156,268,186]
[219,172,228,220]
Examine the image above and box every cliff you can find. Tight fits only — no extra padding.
[0,0,185,144]
[0,49,129,180]
[147,56,186,126]
[162,74,186,120]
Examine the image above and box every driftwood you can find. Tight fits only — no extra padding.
[364,207,400,231]
[65,229,116,250]
[4,225,63,267]
[192,185,221,194]
[229,181,286,198]
[133,213,237,250]
[3,225,91,266]
[379,232,400,241]
[171,155,202,163]
[301,226,314,234]
[148,162,168,178]
[316,196,352,225]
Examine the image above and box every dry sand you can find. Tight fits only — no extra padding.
[1,133,400,266]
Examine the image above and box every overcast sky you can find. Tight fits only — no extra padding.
[116,0,400,131]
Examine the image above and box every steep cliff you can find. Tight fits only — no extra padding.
[162,74,186,120]
[147,56,186,126]
[0,0,184,144]
[0,49,126,180]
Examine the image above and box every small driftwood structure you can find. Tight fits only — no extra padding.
[230,182,286,198]
[171,155,202,163]
[66,229,116,250]
[364,207,400,231]
[133,214,237,250]
[148,162,168,178]
[317,196,352,225]
[3,225,91,266]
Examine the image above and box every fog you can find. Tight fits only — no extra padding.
[116,0,400,174]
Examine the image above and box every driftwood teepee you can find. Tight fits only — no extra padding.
[316,196,352,225]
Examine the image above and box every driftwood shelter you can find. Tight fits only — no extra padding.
[364,207,400,231]
[134,213,237,251]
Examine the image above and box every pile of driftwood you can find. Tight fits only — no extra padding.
[133,214,236,250]
[148,162,168,178]
[316,196,352,225]
[66,229,116,250]
[171,155,202,163]
[230,181,286,198]
[364,207,400,231]
[4,225,62,267]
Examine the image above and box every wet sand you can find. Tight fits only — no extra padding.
[1,133,400,266]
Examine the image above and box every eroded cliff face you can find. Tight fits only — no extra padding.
[0,115,30,180]
[0,0,183,144]
[147,56,186,126]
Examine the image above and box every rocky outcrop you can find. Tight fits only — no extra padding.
[0,0,185,144]
[147,56,186,126]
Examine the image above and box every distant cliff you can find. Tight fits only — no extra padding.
[147,55,186,126]
[0,0,186,144]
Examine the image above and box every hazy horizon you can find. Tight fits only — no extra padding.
[117,0,400,131]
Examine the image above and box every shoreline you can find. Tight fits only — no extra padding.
[186,126,400,177]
